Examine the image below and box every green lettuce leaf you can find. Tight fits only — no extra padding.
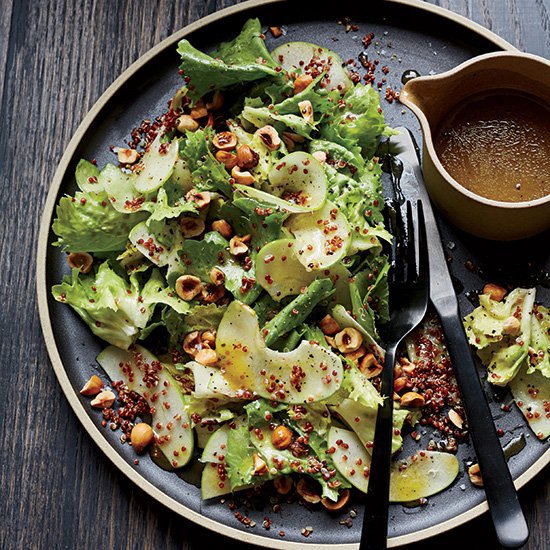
[75,159,101,192]
[528,304,550,377]
[225,420,259,488]
[52,262,156,349]
[52,191,147,253]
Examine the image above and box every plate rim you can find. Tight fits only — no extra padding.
[36,0,547,547]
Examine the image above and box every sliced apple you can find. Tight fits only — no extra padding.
[134,135,178,194]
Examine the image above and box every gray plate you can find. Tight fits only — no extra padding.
[39,0,550,547]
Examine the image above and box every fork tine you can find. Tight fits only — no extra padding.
[393,201,407,284]
[416,201,429,285]
[405,201,416,283]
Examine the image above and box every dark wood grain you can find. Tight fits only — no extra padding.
[0,1,548,549]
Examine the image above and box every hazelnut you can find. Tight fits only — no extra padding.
[212,131,237,151]
[321,489,350,511]
[215,150,238,170]
[131,423,154,454]
[205,90,224,111]
[90,390,116,409]
[400,357,416,375]
[325,335,335,348]
[67,252,93,274]
[359,354,383,379]
[296,478,321,504]
[293,74,313,95]
[319,314,341,336]
[312,151,327,164]
[185,189,211,210]
[177,114,199,133]
[468,463,483,487]
[400,391,425,408]
[483,283,507,302]
[175,275,203,301]
[195,348,218,366]
[269,26,283,38]
[448,409,464,429]
[345,345,367,364]
[273,476,293,495]
[189,100,208,119]
[334,327,363,353]
[117,148,140,164]
[80,375,104,396]
[201,330,216,347]
[298,100,314,124]
[235,144,259,170]
[180,217,205,238]
[209,267,225,286]
[229,235,251,256]
[282,131,305,144]
[231,165,255,185]
[393,376,407,393]
[281,133,295,152]
[252,453,268,476]
[255,125,281,150]
[183,331,201,356]
[502,316,521,336]
[201,283,225,303]
[211,219,233,239]
[271,425,293,450]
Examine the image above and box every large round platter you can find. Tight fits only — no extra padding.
[37,0,549,547]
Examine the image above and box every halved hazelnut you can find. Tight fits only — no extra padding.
[183,331,201,356]
[80,375,104,396]
[298,100,314,123]
[400,391,425,408]
[206,90,224,111]
[177,114,199,133]
[321,489,350,511]
[117,148,140,164]
[359,353,383,379]
[345,345,367,364]
[195,348,218,366]
[319,314,341,336]
[255,125,281,150]
[483,283,507,302]
[334,327,363,353]
[283,131,305,144]
[448,409,464,429]
[131,423,154,454]
[180,217,205,238]
[312,151,327,164]
[189,100,208,119]
[293,74,313,95]
[231,165,255,185]
[502,316,521,336]
[253,453,268,476]
[201,283,225,303]
[185,189,211,210]
[215,150,238,170]
[273,476,293,495]
[393,376,407,393]
[281,133,295,151]
[67,252,93,274]
[235,144,259,170]
[296,478,321,504]
[269,26,283,38]
[468,463,483,487]
[229,235,250,256]
[209,267,225,286]
[212,131,237,151]
[211,219,233,239]
[271,425,293,450]
[90,390,116,409]
[175,275,202,301]
[201,330,216,347]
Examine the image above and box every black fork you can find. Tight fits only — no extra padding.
[360,200,430,550]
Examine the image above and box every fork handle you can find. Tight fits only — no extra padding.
[360,343,399,550]
[437,309,529,548]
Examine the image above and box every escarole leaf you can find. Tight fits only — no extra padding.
[52,262,156,349]
[52,191,148,253]
[177,19,278,103]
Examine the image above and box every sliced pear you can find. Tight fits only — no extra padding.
[187,361,236,399]
[216,301,343,403]
[134,135,178,194]
[255,238,351,306]
[97,344,193,468]
[271,41,352,93]
[129,220,183,269]
[285,200,351,271]
[235,152,327,213]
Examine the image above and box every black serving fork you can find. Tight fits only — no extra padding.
[360,200,430,550]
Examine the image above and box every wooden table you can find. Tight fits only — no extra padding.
[1,1,548,548]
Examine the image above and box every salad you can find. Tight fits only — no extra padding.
[51,18,488,510]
